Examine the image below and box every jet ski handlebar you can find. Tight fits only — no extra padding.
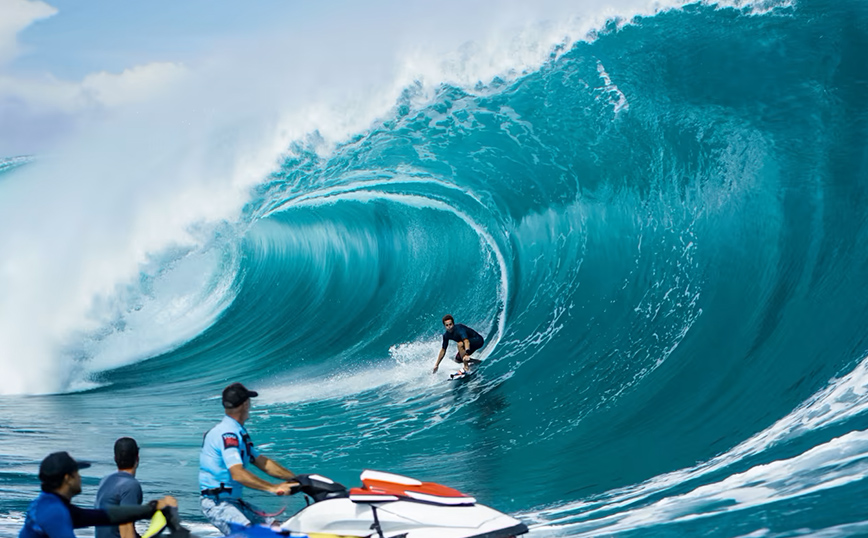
[290,473,350,502]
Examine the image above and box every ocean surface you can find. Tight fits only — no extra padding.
[2,0,868,536]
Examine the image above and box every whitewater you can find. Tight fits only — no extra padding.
[2,0,868,536]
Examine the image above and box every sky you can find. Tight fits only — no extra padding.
[7,1,325,77]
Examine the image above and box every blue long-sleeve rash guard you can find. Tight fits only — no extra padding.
[20,492,112,538]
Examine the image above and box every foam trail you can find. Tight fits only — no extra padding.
[527,430,868,536]
[523,353,868,534]
[259,341,444,405]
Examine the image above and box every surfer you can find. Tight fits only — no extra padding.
[432,315,485,375]
[199,382,299,535]
[94,438,143,538]
[19,451,176,538]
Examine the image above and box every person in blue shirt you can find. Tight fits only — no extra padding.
[19,451,176,538]
[432,314,485,375]
[95,438,143,538]
[199,382,298,535]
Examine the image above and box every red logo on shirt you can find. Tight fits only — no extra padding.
[222,433,240,449]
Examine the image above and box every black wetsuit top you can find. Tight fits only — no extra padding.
[442,324,484,351]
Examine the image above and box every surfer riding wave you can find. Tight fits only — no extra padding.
[432,315,484,376]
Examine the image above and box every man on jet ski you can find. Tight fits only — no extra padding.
[199,382,298,535]
[432,314,485,375]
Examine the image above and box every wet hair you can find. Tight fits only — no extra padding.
[114,437,139,469]
[442,314,454,325]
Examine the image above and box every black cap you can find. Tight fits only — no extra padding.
[222,382,258,409]
[39,452,91,484]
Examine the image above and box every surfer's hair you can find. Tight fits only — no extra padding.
[442,314,454,325]
[114,437,139,469]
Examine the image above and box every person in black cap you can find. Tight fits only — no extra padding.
[198,382,299,534]
[19,451,177,538]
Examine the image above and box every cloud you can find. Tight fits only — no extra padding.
[0,65,185,113]
[79,63,189,108]
[0,61,188,155]
[0,0,57,65]
[0,1,188,155]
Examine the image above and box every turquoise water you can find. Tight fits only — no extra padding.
[3,0,868,536]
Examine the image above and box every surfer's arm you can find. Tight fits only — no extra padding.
[461,339,472,356]
[254,454,297,481]
[433,348,446,373]
[229,463,293,495]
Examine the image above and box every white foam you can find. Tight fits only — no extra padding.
[596,62,630,115]
[79,243,240,372]
[526,430,868,536]
[522,353,868,535]
[257,340,446,405]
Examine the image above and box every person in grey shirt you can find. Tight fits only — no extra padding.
[95,438,143,538]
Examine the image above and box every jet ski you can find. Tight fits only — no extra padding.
[272,470,528,538]
[149,470,528,538]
